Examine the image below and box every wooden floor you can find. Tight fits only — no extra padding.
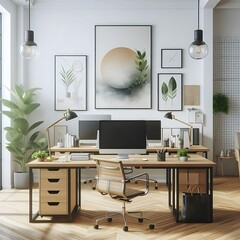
[0,177,240,240]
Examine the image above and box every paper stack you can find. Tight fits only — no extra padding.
[70,153,90,161]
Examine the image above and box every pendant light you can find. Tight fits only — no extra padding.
[19,0,40,59]
[188,0,208,59]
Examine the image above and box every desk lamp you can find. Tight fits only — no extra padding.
[46,109,78,160]
[164,112,193,146]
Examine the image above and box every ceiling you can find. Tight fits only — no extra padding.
[10,0,240,9]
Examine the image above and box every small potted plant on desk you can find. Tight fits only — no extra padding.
[32,150,49,162]
[177,148,189,161]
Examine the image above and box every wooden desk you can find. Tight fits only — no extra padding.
[27,154,215,223]
[51,144,209,158]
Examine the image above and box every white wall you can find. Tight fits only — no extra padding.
[24,1,211,134]
[0,0,17,188]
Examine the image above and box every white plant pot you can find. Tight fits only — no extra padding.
[14,172,30,189]
[179,156,188,161]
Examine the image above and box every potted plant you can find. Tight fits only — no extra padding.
[0,84,45,188]
[177,148,189,161]
[32,149,48,162]
[213,93,229,114]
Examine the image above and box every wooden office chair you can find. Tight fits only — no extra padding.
[234,132,240,179]
[94,158,155,231]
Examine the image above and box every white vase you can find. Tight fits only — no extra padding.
[179,156,188,161]
[14,172,30,189]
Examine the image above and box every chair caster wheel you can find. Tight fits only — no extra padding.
[135,181,138,184]
[94,224,99,229]
[149,224,155,229]
[155,186,158,190]
[138,218,143,223]
[92,187,96,190]
[123,226,128,231]
[107,218,112,222]
[83,181,87,184]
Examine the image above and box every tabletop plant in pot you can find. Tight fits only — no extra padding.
[31,138,49,162]
[0,84,45,188]
[177,148,189,161]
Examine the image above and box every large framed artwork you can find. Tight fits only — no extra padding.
[158,73,183,111]
[95,25,152,109]
[55,55,87,111]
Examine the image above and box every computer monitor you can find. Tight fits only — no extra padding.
[146,120,161,146]
[78,114,111,145]
[99,120,146,159]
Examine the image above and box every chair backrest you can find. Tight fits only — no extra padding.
[95,159,126,197]
[234,132,240,163]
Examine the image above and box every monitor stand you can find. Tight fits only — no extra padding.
[117,154,129,160]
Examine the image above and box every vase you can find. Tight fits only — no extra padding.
[14,172,31,189]
[179,156,188,161]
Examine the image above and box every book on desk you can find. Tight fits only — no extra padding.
[70,153,90,161]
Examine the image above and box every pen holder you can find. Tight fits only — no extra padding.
[157,152,166,161]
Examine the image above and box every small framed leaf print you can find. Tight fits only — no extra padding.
[158,73,183,111]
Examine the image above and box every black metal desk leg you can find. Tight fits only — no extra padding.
[29,167,33,223]
[176,169,179,223]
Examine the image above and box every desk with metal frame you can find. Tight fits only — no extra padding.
[27,154,215,223]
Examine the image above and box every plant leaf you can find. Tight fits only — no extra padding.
[168,77,177,99]
[161,82,168,101]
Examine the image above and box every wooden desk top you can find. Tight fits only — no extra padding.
[51,145,209,153]
[27,154,215,168]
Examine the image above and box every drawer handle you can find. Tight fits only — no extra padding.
[48,179,60,183]
[47,202,60,206]
[48,190,60,194]
[47,168,60,171]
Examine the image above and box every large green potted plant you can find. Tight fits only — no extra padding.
[0,84,45,188]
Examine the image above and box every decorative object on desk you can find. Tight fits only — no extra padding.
[95,25,152,109]
[163,138,169,147]
[46,109,78,160]
[157,149,167,161]
[54,125,67,146]
[177,148,189,161]
[55,55,87,111]
[19,0,40,59]
[164,111,192,145]
[213,93,229,114]
[177,135,184,149]
[0,84,45,188]
[182,185,211,223]
[188,0,208,59]
[32,150,48,162]
[161,49,183,68]
[195,111,204,124]
[158,73,183,111]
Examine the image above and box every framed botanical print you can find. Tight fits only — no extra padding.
[95,25,152,109]
[55,55,87,111]
[161,49,183,68]
[158,73,183,111]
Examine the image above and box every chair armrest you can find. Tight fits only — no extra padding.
[126,173,149,195]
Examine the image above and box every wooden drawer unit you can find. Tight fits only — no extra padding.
[39,168,76,216]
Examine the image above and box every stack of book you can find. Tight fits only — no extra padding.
[70,153,90,161]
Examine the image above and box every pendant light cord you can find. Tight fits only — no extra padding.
[197,0,199,30]
[28,0,31,30]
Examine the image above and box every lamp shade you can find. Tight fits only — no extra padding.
[19,30,40,59]
[189,30,208,59]
[64,109,78,121]
[164,112,174,120]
